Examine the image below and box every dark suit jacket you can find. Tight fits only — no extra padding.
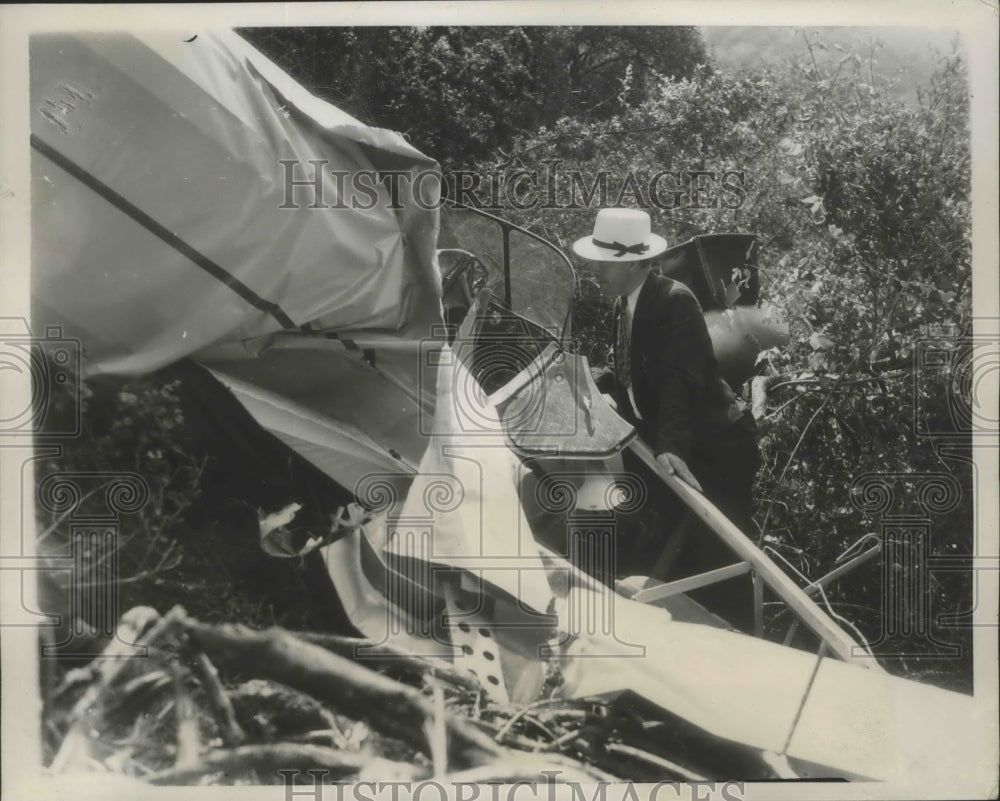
[606,272,739,464]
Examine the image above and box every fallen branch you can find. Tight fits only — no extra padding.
[426,678,448,777]
[172,666,201,770]
[147,743,383,785]
[180,617,505,769]
[186,649,246,747]
[296,632,480,692]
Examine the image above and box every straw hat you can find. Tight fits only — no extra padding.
[572,208,668,262]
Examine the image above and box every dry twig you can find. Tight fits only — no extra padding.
[185,649,246,747]
[171,666,201,770]
[147,743,387,785]
[51,606,184,772]
[426,678,448,777]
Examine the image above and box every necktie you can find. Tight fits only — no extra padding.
[615,298,632,389]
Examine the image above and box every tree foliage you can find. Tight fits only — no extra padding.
[239,26,709,170]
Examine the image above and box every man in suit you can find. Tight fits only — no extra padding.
[574,208,760,629]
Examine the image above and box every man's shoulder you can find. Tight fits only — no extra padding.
[646,273,701,311]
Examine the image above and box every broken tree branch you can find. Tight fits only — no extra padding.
[185,647,246,747]
[180,617,505,769]
[172,666,201,770]
[147,743,382,785]
[296,631,480,692]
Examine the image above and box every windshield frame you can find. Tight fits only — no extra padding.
[440,199,577,343]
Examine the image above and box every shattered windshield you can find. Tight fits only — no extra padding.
[438,203,576,341]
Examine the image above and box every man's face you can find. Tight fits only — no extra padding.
[588,260,642,297]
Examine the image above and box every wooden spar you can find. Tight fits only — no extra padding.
[627,439,885,671]
[627,562,752,602]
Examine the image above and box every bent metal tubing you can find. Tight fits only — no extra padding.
[625,439,886,672]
